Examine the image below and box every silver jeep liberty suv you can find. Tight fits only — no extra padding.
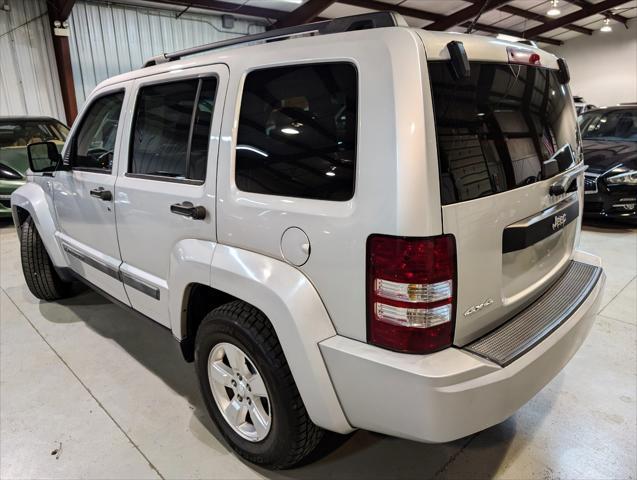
[12,12,605,469]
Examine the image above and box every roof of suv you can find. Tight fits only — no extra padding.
[0,116,65,123]
[583,104,637,115]
[94,12,558,93]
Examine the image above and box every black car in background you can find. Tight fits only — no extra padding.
[580,106,637,224]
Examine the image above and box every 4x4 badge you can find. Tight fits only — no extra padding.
[464,298,494,317]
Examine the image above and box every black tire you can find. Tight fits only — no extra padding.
[195,300,324,469]
[20,216,72,301]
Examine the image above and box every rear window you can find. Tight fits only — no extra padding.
[429,62,578,205]
[579,109,637,142]
[0,120,68,148]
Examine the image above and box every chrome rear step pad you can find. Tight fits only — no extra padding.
[465,261,603,367]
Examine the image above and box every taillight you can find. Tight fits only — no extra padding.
[367,234,456,354]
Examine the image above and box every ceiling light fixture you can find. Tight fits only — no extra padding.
[600,18,612,32]
[547,0,561,17]
[496,33,523,42]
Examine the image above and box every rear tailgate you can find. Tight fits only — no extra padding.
[419,32,583,345]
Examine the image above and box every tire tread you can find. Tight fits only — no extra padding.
[20,216,69,301]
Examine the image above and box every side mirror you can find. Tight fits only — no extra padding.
[27,141,65,174]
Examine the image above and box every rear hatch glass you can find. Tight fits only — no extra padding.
[428,61,581,345]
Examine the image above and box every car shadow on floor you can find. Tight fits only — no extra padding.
[37,289,518,479]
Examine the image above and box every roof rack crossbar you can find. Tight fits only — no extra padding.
[143,12,407,68]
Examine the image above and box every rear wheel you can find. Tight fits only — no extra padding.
[20,216,72,301]
[195,300,324,469]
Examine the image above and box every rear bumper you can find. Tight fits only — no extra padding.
[319,250,605,443]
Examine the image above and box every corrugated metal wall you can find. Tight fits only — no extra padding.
[0,0,66,120]
[68,1,267,107]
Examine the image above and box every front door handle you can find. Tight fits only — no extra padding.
[90,187,112,201]
[170,201,206,220]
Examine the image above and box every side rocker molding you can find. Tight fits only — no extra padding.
[204,244,353,435]
[10,182,66,268]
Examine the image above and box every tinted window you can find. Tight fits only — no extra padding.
[75,92,124,171]
[0,120,68,148]
[236,63,357,201]
[429,62,577,205]
[580,109,637,142]
[130,78,217,182]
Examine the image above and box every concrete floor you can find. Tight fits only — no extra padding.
[0,218,635,480]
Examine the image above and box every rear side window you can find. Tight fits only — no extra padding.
[235,63,358,201]
[429,62,577,205]
[130,77,217,182]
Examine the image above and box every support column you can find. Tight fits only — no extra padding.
[49,0,77,124]
[50,23,77,124]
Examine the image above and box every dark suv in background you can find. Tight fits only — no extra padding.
[581,105,637,224]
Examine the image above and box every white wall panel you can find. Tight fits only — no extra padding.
[68,1,267,107]
[547,19,637,107]
[0,0,65,120]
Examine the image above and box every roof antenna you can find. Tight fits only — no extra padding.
[465,0,491,34]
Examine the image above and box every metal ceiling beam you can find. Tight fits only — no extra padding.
[338,0,561,45]
[524,0,630,37]
[563,0,630,26]
[426,0,513,31]
[338,0,442,22]
[460,21,563,45]
[144,0,287,20]
[275,0,338,28]
[494,4,594,35]
[48,0,76,20]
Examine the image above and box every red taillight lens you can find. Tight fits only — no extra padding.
[367,235,456,354]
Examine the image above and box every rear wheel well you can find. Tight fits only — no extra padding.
[181,284,238,362]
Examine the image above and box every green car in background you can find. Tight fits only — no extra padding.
[0,117,69,218]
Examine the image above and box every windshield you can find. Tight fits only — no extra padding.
[428,62,578,205]
[579,109,637,142]
[0,120,69,148]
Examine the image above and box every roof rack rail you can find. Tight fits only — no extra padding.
[143,11,407,68]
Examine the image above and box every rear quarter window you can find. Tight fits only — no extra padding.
[235,63,358,201]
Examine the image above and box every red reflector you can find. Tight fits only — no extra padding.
[507,46,542,66]
[367,235,456,354]
[370,321,454,354]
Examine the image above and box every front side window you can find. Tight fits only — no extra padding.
[129,78,217,182]
[236,63,358,201]
[429,62,578,205]
[74,92,124,171]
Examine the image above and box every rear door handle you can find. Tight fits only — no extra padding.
[90,187,112,201]
[170,201,206,220]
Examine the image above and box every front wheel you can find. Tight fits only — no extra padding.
[20,216,72,301]
[195,301,324,469]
